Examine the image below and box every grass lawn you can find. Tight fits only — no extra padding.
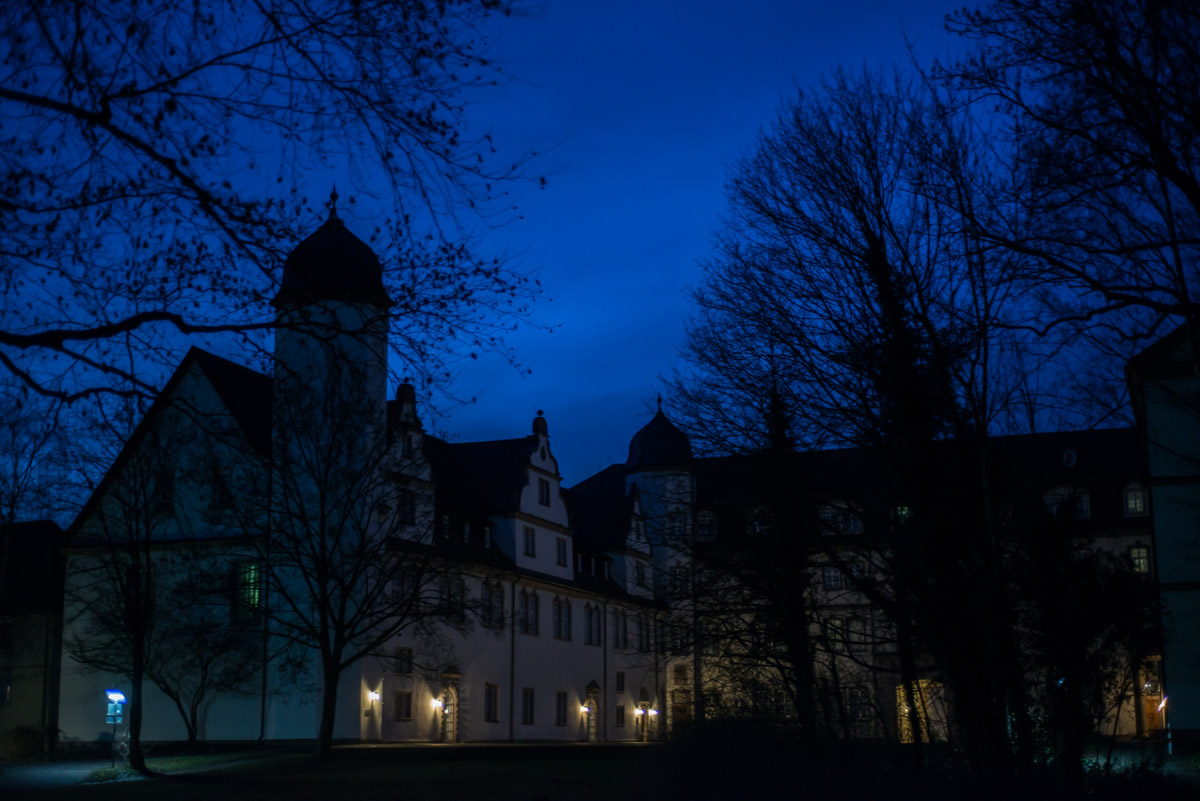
[40,750,664,801]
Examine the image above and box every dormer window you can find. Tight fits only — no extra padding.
[818,503,861,535]
[538,478,551,506]
[1044,486,1090,519]
[635,560,647,588]
[1124,484,1148,517]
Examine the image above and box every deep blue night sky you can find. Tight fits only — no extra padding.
[400,1,968,484]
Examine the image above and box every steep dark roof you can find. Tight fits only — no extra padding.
[0,520,65,614]
[190,349,273,456]
[626,410,692,468]
[566,464,632,551]
[272,215,390,309]
[423,434,539,517]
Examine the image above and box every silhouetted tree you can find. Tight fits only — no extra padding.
[0,0,537,401]
[946,0,1200,346]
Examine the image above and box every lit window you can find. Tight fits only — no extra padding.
[538,478,551,506]
[1124,484,1148,516]
[233,561,262,622]
[523,527,536,557]
[522,688,535,725]
[484,683,499,722]
[556,537,568,566]
[394,691,412,721]
[1130,546,1150,575]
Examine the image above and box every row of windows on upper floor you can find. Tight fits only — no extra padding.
[657,482,1152,540]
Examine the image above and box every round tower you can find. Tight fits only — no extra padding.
[272,204,391,469]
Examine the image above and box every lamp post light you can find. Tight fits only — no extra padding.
[104,689,126,767]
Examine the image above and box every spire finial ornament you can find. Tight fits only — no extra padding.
[657,393,663,413]
[329,184,339,219]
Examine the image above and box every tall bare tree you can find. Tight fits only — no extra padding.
[0,0,537,401]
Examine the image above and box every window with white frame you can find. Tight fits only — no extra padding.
[1044,486,1090,519]
[1130,545,1150,574]
[484,683,499,722]
[553,596,572,640]
[519,589,539,634]
[521,688,535,725]
[394,691,412,721]
[1124,483,1148,516]
[822,565,843,591]
[483,581,504,629]
[584,604,602,646]
[555,691,568,726]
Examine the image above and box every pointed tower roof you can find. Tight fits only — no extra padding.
[626,402,692,469]
[272,210,391,310]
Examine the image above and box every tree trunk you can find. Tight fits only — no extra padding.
[127,666,148,773]
[315,660,340,758]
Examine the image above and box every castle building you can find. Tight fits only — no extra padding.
[52,215,1172,750]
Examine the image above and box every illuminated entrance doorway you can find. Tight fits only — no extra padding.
[439,672,460,743]
[585,680,600,742]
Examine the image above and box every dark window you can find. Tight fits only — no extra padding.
[636,615,650,652]
[555,691,568,726]
[673,664,688,686]
[523,527,536,557]
[483,582,504,629]
[615,671,625,693]
[402,435,415,459]
[635,560,647,587]
[484,683,499,722]
[584,604,602,646]
[394,691,412,721]
[522,688,535,725]
[848,618,867,652]
[397,490,416,525]
[209,463,233,509]
[393,647,412,675]
[696,511,715,540]
[519,590,539,634]
[538,478,551,506]
[822,566,843,591]
[553,596,571,640]
[848,687,870,721]
[556,537,568,566]
[153,468,174,513]
[615,704,625,727]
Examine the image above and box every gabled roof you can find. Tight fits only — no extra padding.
[68,348,272,542]
[423,434,539,517]
[566,464,634,551]
[0,520,65,614]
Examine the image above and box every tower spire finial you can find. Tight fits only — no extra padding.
[329,184,339,219]
[657,393,663,413]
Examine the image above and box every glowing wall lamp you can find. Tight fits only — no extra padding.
[634,708,645,716]
[367,691,382,702]
[580,705,590,714]
[432,698,444,710]
[648,709,659,716]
